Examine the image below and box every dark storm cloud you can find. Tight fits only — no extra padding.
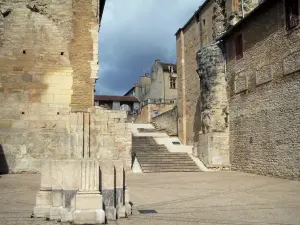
[96,0,203,95]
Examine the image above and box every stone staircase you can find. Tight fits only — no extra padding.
[132,136,200,173]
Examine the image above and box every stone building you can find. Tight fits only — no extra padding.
[94,95,140,114]
[140,59,177,103]
[124,83,141,100]
[136,59,178,123]
[175,0,260,145]
[0,0,133,223]
[217,0,300,179]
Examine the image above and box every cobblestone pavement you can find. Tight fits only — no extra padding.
[1,172,300,225]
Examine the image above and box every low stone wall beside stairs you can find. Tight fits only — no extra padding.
[152,106,177,136]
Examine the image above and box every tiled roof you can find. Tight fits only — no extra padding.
[94,95,140,102]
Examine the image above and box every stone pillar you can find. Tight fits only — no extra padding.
[33,161,52,218]
[114,161,126,218]
[73,160,105,224]
[196,43,230,169]
[180,30,188,145]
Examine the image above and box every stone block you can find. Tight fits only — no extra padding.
[234,70,249,94]
[62,160,80,190]
[0,120,12,129]
[75,192,102,210]
[105,206,116,221]
[73,209,105,225]
[34,205,51,219]
[117,205,126,218]
[60,208,74,223]
[51,160,63,189]
[198,132,229,167]
[33,190,52,218]
[283,50,300,75]
[50,206,63,220]
[74,192,105,224]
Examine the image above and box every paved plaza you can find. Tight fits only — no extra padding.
[0,172,299,225]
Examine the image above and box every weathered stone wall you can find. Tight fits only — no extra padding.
[162,71,178,101]
[225,0,261,26]
[195,43,229,167]
[199,0,215,46]
[0,107,132,173]
[89,109,132,171]
[152,107,177,136]
[225,1,300,180]
[0,0,103,173]
[139,76,151,98]
[138,103,174,123]
[176,19,201,145]
[196,44,228,135]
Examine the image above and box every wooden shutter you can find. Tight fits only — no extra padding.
[285,0,299,30]
[235,34,243,60]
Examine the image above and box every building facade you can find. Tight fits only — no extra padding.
[175,0,260,145]
[94,95,140,114]
[140,59,177,103]
[219,0,300,179]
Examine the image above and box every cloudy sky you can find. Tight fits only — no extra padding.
[96,0,203,96]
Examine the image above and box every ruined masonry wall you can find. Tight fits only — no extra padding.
[0,0,129,173]
[152,107,177,136]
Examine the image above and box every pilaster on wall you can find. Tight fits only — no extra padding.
[70,0,99,112]
[180,30,187,145]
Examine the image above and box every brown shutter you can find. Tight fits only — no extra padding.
[235,34,243,60]
[285,0,299,30]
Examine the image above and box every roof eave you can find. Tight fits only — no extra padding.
[174,0,211,36]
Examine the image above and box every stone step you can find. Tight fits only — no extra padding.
[136,154,192,158]
[133,135,199,173]
[138,160,196,164]
[136,154,192,157]
[136,153,191,157]
[143,168,201,173]
[142,164,198,169]
[133,147,168,149]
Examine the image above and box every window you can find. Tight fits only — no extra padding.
[235,34,243,60]
[285,0,299,30]
[170,77,176,89]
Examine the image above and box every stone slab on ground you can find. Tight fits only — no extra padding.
[0,172,300,225]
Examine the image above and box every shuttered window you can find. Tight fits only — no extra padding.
[285,0,299,30]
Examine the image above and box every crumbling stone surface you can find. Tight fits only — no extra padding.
[212,0,226,39]
[196,44,228,134]
[0,0,102,173]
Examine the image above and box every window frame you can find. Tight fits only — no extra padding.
[285,0,299,30]
[235,33,243,60]
[170,77,176,89]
